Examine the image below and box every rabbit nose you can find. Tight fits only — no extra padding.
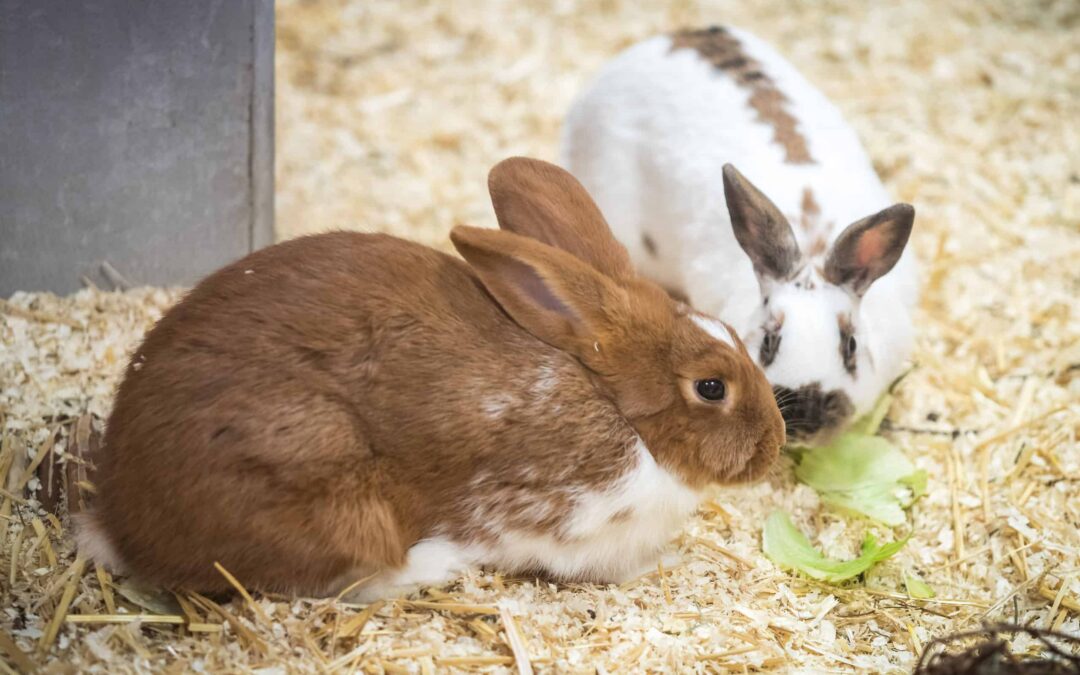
[771,384,854,443]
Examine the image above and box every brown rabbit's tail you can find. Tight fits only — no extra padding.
[73,510,127,573]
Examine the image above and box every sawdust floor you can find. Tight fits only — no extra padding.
[2,0,1079,672]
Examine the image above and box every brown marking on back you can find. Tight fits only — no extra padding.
[670,27,814,165]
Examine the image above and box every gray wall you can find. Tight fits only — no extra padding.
[0,0,274,296]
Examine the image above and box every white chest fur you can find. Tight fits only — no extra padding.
[359,440,702,601]
[482,439,703,582]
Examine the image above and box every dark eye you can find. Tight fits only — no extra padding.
[695,379,726,402]
[760,330,781,366]
[844,335,857,360]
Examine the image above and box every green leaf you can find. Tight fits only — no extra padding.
[850,393,894,436]
[900,470,928,501]
[762,511,908,583]
[794,429,923,526]
[818,486,909,527]
[904,572,936,599]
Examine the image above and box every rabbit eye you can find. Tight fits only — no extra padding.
[695,379,726,402]
[760,330,781,366]
[841,333,857,373]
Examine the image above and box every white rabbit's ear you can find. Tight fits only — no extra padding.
[824,204,914,296]
[488,157,635,281]
[722,164,802,283]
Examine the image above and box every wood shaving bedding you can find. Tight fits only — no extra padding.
[2,0,1078,672]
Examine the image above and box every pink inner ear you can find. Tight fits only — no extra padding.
[508,257,575,318]
[855,228,886,267]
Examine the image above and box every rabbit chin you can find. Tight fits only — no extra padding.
[340,438,704,602]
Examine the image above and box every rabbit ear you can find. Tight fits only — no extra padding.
[722,164,802,283]
[488,157,635,281]
[824,203,914,296]
[451,225,622,357]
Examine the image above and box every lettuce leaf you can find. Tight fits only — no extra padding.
[904,571,936,599]
[763,511,908,583]
[793,395,925,526]
[849,392,895,436]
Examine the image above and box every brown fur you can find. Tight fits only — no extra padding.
[799,188,829,257]
[670,27,814,165]
[83,158,784,596]
[799,188,821,233]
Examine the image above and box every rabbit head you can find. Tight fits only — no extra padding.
[455,157,785,487]
[721,164,915,445]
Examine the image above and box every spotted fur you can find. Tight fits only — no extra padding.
[563,27,919,442]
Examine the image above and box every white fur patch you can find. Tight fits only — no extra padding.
[692,314,736,348]
[348,441,701,601]
[481,393,515,419]
[347,537,478,602]
[478,439,702,583]
[73,512,127,573]
[534,361,560,396]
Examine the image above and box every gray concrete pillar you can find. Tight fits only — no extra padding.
[0,0,274,295]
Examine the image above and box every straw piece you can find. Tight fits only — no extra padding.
[213,561,273,628]
[337,600,385,639]
[386,646,434,659]
[693,537,754,569]
[13,432,54,492]
[657,559,673,604]
[1038,584,1080,614]
[698,645,757,660]
[37,555,85,655]
[66,614,186,625]
[188,592,267,656]
[435,655,514,666]
[113,626,151,660]
[8,526,24,588]
[399,600,499,615]
[173,592,202,627]
[617,641,648,668]
[30,519,56,568]
[499,605,534,675]
[0,628,36,674]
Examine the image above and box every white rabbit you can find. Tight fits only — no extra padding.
[563,26,918,445]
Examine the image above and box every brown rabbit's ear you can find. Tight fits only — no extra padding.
[823,203,914,296]
[488,157,635,281]
[722,164,802,282]
[451,225,621,357]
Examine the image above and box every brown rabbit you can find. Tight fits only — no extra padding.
[77,158,785,600]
